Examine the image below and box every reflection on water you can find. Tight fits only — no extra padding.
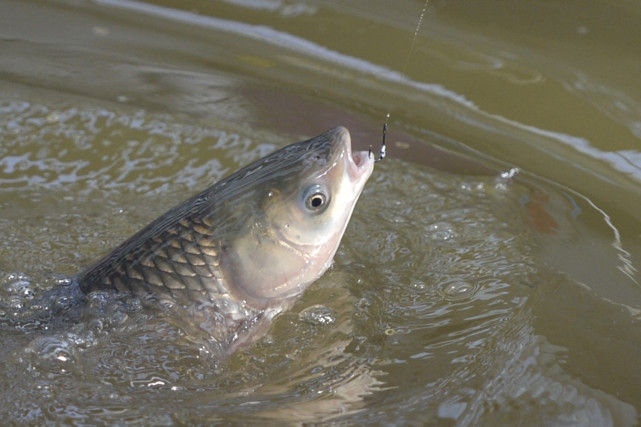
[2,0,641,424]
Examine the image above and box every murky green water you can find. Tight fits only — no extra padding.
[2,0,641,425]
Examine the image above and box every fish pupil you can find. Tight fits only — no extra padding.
[310,195,324,208]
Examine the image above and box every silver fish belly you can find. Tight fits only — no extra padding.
[76,127,375,350]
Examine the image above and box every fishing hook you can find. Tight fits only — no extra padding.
[369,121,387,163]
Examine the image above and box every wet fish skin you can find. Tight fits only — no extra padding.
[76,127,374,348]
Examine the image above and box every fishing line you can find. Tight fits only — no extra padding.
[400,0,430,79]
[372,0,430,162]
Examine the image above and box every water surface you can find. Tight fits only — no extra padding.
[2,0,641,425]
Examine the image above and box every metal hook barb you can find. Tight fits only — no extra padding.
[368,121,388,163]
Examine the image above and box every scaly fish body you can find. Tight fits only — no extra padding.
[76,127,374,349]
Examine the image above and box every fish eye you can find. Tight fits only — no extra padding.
[303,185,330,212]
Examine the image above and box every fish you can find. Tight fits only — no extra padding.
[76,126,376,350]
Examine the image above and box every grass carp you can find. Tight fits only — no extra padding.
[76,126,376,350]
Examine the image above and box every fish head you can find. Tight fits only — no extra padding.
[219,127,374,307]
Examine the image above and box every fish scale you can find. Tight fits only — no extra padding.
[81,212,226,307]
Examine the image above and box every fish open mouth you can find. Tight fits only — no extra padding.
[352,150,371,168]
[333,126,375,182]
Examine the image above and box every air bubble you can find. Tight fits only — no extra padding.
[8,295,26,309]
[2,275,37,302]
[495,167,520,191]
[439,281,476,300]
[411,282,426,290]
[25,335,78,375]
[299,305,335,326]
[426,222,457,241]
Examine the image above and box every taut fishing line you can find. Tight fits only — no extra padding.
[371,0,430,162]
